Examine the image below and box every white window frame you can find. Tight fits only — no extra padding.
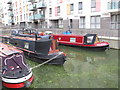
[111,14,120,29]
[79,17,85,29]
[78,2,83,10]
[90,15,101,29]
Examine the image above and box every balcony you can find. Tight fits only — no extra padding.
[8,19,14,23]
[7,0,12,4]
[29,15,34,20]
[34,14,45,19]
[8,7,13,11]
[28,0,37,3]
[29,14,45,20]
[36,2,46,9]
[108,1,120,12]
[29,5,37,11]
[8,12,14,17]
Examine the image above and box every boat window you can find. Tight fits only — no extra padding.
[24,42,29,49]
[55,39,59,49]
[14,41,18,46]
[95,36,100,43]
[86,36,94,44]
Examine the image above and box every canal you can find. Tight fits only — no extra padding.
[27,45,118,88]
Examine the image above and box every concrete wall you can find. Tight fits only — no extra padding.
[99,37,120,49]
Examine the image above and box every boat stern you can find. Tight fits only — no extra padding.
[2,72,34,88]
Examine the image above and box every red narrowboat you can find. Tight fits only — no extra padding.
[53,34,109,51]
[0,43,34,88]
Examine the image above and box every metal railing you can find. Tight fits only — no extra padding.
[29,14,45,20]
[36,2,46,9]
[108,1,120,10]
[29,4,37,11]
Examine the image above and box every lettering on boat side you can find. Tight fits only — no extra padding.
[70,38,76,42]
[96,43,108,46]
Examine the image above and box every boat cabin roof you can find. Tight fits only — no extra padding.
[0,43,22,56]
[12,36,41,41]
[84,34,97,37]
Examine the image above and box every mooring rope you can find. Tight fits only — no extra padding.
[30,52,63,70]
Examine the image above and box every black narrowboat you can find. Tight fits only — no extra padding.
[1,34,66,65]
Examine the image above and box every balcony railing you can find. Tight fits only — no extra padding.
[34,14,45,19]
[29,5,37,11]
[108,1,120,12]
[28,0,37,3]
[29,14,45,20]
[8,12,14,17]
[8,19,14,23]
[7,0,12,4]
[29,15,34,20]
[36,2,46,9]
[8,7,13,11]
[49,24,63,29]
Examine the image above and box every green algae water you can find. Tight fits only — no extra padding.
[27,46,119,88]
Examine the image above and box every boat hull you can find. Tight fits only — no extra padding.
[2,75,34,88]
[59,43,109,51]
[0,43,34,89]
[53,34,109,51]
[24,51,66,65]
[1,36,67,65]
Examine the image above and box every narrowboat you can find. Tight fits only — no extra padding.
[1,34,66,65]
[0,43,34,88]
[11,29,109,51]
[53,34,109,51]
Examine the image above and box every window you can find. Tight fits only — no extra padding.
[70,4,74,14]
[58,19,63,28]
[24,14,25,20]
[57,0,59,4]
[57,0,63,3]
[24,42,29,49]
[17,16,18,21]
[49,8,52,14]
[87,36,94,44]
[49,8,52,17]
[23,6,25,13]
[80,17,85,28]
[69,19,73,28]
[91,0,96,8]
[70,4,74,11]
[90,16,101,29]
[26,13,28,20]
[20,15,22,21]
[49,0,51,5]
[26,5,28,12]
[57,6,60,13]
[91,0,96,12]
[78,2,82,10]
[111,14,120,29]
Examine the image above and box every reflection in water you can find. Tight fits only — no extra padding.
[27,46,118,88]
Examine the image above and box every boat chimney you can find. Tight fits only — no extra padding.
[35,33,37,41]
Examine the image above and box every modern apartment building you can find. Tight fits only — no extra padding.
[0,2,3,26]
[1,0,120,35]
